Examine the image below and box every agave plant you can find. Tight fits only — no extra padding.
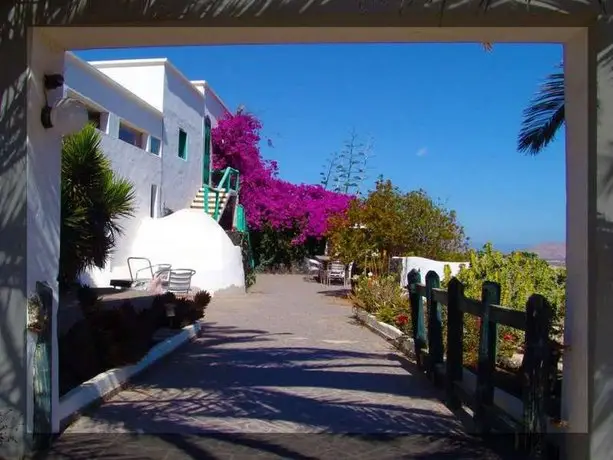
[59,124,136,288]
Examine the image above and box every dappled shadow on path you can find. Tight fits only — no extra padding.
[38,323,522,459]
[35,431,521,459]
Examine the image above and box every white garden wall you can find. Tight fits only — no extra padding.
[393,256,469,287]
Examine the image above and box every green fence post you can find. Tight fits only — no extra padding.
[446,277,465,410]
[522,294,553,457]
[425,270,444,384]
[407,269,425,368]
[474,281,501,433]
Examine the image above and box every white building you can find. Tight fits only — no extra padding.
[63,53,245,295]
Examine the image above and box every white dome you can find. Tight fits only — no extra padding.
[130,209,244,294]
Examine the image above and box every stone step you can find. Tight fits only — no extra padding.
[192,197,221,204]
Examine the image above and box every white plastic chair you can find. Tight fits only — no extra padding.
[326,261,346,286]
[111,257,171,290]
[163,269,196,295]
[305,258,321,282]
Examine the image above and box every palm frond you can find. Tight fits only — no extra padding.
[518,66,565,155]
[59,124,136,286]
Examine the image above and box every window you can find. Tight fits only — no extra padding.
[67,90,109,133]
[178,129,188,160]
[202,117,212,184]
[87,110,101,128]
[119,122,145,148]
[85,108,109,133]
[150,184,160,218]
[149,136,161,155]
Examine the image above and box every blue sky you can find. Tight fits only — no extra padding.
[76,43,565,249]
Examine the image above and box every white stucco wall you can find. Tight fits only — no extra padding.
[160,64,205,215]
[204,86,231,126]
[393,256,468,287]
[65,55,239,290]
[25,30,66,440]
[64,54,165,273]
[128,209,245,294]
[89,59,166,112]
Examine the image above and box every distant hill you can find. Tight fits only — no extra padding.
[525,242,565,262]
[470,242,531,254]
[470,241,566,266]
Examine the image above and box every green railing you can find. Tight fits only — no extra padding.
[235,204,255,270]
[213,167,240,220]
[202,167,240,221]
[236,204,247,233]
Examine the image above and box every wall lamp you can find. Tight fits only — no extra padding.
[40,73,88,136]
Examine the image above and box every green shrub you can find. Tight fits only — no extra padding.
[350,274,410,329]
[442,243,566,365]
[59,124,136,289]
[327,179,468,269]
[76,284,100,310]
[251,225,325,272]
[193,290,212,308]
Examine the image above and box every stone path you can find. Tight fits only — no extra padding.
[40,275,520,459]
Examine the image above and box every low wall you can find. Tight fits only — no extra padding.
[392,256,468,287]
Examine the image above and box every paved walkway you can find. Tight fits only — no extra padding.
[41,275,517,459]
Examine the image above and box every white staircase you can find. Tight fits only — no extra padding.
[190,186,230,220]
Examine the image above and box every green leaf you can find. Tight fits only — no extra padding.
[59,124,136,287]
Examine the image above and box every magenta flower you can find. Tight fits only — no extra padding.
[212,113,353,243]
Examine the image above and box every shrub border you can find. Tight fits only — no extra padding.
[58,319,204,430]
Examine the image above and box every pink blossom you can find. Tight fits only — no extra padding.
[212,113,353,243]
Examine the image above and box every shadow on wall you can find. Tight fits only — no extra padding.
[0,48,27,451]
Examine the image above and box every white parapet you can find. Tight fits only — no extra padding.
[393,256,469,287]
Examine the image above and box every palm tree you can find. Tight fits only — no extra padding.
[59,124,136,288]
[517,65,565,155]
[481,44,565,156]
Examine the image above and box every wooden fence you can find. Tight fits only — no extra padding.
[406,269,562,457]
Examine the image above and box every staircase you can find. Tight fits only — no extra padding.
[190,187,231,218]
[190,166,240,223]
[191,165,255,271]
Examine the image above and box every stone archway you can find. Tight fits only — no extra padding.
[1,2,611,459]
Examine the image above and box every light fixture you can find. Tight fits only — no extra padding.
[40,73,88,136]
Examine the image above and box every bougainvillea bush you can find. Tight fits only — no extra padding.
[212,112,353,269]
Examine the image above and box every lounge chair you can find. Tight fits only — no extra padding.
[109,257,171,290]
[157,268,197,295]
[305,258,322,282]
